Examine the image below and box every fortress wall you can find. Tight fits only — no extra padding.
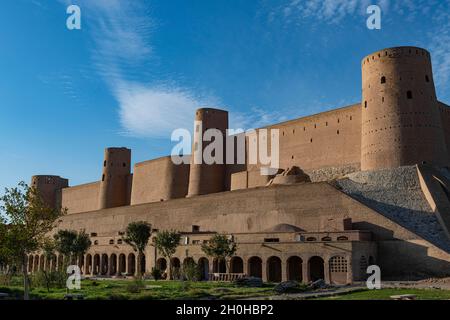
[361,47,449,171]
[57,182,449,277]
[188,108,228,196]
[61,182,100,214]
[59,182,416,239]
[244,104,361,180]
[98,147,131,209]
[130,156,190,205]
[31,175,69,209]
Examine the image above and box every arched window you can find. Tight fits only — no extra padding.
[321,236,332,241]
[337,236,348,241]
[381,76,386,84]
[407,91,413,99]
[306,237,317,242]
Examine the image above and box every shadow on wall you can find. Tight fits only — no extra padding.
[348,196,450,253]
[351,221,395,241]
[378,240,450,280]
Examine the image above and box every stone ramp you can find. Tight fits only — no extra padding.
[334,166,450,253]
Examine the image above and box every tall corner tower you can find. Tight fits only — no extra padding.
[98,147,131,209]
[31,175,68,209]
[361,46,449,171]
[187,108,228,197]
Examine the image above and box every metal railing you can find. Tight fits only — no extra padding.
[208,273,246,282]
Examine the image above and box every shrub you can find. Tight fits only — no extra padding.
[125,279,145,293]
[150,267,162,280]
[182,260,201,282]
[0,274,12,286]
[31,270,66,290]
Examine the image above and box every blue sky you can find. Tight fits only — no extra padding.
[0,0,449,189]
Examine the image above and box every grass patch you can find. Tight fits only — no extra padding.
[316,288,450,300]
[0,277,276,300]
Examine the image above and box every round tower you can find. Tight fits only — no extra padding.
[98,147,131,209]
[361,46,449,171]
[31,175,68,209]
[187,108,228,197]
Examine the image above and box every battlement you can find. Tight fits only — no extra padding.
[361,46,431,66]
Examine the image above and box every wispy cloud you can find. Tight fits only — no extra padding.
[115,83,218,138]
[277,0,386,25]
[428,5,450,102]
[58,0,214,138]
[272,0,450,101]
[230,107,289,131]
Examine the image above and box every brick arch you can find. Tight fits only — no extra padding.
[248,256,262,278]
[308,256,324,282]
[267,256,282,283]
[287,256,303,282]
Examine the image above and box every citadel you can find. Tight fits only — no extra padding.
[26,46,450,284]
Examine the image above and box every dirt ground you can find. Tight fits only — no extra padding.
[382,278,450,290]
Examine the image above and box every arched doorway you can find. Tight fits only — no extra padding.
[28,256,34,273]
[171,257,181,279]
[156,258,167,272]
[45,256,51,271]
[101,254,108,275]
[287,256,302,281]
[119,254,126,275]
[230,257,244,273]
[183,257,195,267]
[110,254,117,276]
[85,254,92,275]
[39,255,45,271]
[51,256,57,272]
[267,256,282,283]
[93,254,100,275]
[248,257,262,278]
[127,253,136,275]
[198,257,209,281]
[213,258,226,273]
[329,256,348,285]
[34,255,39,272]
[140,254,146,275]
[308,256,324,282]
[57,255,63,271]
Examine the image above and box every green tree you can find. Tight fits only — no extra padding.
[54,229,91,268]
[154,230,181,280]
[40,238,57,292]
[0,181,66,300]
[123,221,151,278]
[201,234,237,273]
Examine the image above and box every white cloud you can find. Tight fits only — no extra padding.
[115,83,217,138]
[230,107,289,131]
[58,0,212,138]
[428,6,450,102]
[280,0,377,24]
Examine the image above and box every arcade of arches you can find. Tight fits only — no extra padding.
[26,252,371,284]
